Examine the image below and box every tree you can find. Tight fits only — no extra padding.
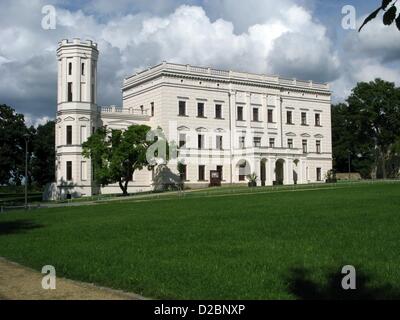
[82,125,164,196]
[332,79,400,178]
[0,104,27,185]
[359,0,400,32]
[31,121,55,187]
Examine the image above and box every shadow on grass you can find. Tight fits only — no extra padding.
[287,267,400,300]
[0,220,43,236]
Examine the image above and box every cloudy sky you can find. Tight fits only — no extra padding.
[0,0,399,127]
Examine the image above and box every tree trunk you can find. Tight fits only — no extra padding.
[118,179,129,196]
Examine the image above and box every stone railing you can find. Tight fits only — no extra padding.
[125,62,330,91]
[98,105,149,116]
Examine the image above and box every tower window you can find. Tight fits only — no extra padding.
[68,82,73,102]
[66,161,72,181]
[66,126,72,145]
[151,102,154,117]
[68,62,72,75]
[81,63,85,76]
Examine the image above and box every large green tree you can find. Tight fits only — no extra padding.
[0,104,27,185]
[332,79,400,178]
[31,121,55,187]
[82,125,163,196]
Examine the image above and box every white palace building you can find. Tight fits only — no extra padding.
[55,38,332,198]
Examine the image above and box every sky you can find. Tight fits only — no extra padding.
[0,0,399,127]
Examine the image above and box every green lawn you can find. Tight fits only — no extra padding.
[0,182,400,299]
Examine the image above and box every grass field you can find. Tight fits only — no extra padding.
[0,182,400,299]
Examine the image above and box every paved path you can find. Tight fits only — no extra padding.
[0,258,146,300]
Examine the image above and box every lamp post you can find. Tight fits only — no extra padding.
[23,133,29,210]
[348,149,351,181]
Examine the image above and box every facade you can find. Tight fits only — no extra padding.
[56,39,332,198]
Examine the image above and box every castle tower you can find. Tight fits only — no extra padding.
[55,39,99,198]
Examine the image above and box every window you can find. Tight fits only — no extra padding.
[140,105,144,114]
[239,163,247,181]
[68,82,73,102]
[92,127,96,135]
[217,165,223,180]
[315,113,321,126]
[151,102,154,117]
[301,112,307,125]
[81,63,85,76]
[237,106,244,121]
[316,168,322,181]
[66,161,72,181]
[81,161,87,181]
[66,126,72,145]
[253,137,261,147]
[216,135,223,150]
[288,138,293,149]
[179,133,186,148]
[68,62,72,75]
[178,101,186,116]
[316,140,321,154]
[287,111,293,124]
[197,102,205,117]
[269,138,275,148]
[253,108,259,122]
[198,165,205,181]
[239,136,245,149]
[302,140,308,153]
[215,104,222,119]
[179,164,187,181]
[268,109,274,123]
[198,134,204,150]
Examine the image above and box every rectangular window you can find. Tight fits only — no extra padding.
[68,82,73,102]
[178,101,186,116]
[268,109,274,123]
[301,112,307,125]
[68,62,72,75]
[179,133,186,148]
[315,113,321,126]
[288,138,293,149]
[237,106,244,121]
[179,164,187,181]
[316,140,321,153]
[80,126,87,144]
[198,134,204,150]
[151,102,154,117]
[198,165,205,181]
[287,111,293,124]
[81,63,85,76]
[239,136,245,149]
[253,108,259,122]
[92,126,96,135]
[217,165,223,180]
[66,161,72,181]
[316,168,322,181]
[197,102,205,117]
[81,161,87,181]
[239,163,246,181]
[66,126,72,145]
[215,104,222,119]
[253,137,261,147]
[91,84,94,103]
[216,135,223,150]
[269,138,275,148]
[302,140,308,153]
